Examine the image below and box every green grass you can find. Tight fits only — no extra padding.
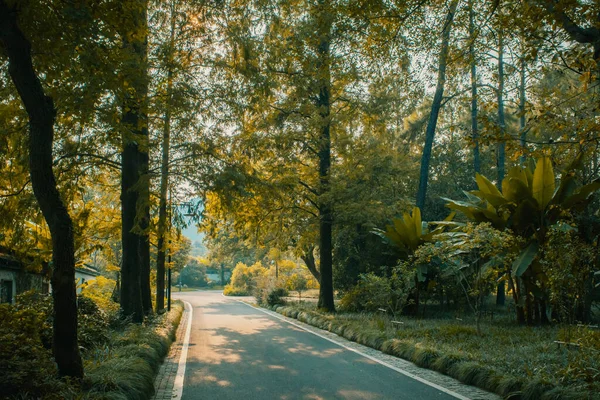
[271,304,599,400]
[82,301,184,400]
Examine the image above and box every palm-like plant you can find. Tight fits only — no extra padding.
[444,156,600,324]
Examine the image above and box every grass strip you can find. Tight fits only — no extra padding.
[83,302,184,400]
[270,305,596,400]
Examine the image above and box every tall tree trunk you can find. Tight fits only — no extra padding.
[469,0,480,176]
[120,0,149,323]
[496,30,506,188]
[519,55,527,165]
[156,0,176,313]
[315,0,335,312]
[0,1,83,378]
[416,0,459,215]
[496,30,506,307]
[140,148,151,315]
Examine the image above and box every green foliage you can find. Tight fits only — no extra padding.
[222,285,250,296]
[286,273,308,299]
[339,271,410,315]
[557,326,600,387]
[266,288,288,307]
[444,156,600,324]
[84,302,184,400]
[542,228,597,323]
[16,290,111,353]
[0,303,61,398]
[77,296,110,352]
[223,261,268,296]
[373,207,454,258]
[81,276,120,316]
[180,260,208,287]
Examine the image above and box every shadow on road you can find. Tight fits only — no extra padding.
[179,293,454,400]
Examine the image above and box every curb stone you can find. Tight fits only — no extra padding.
[152,305,190,400]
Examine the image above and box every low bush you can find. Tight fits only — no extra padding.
[266,287,288,306]
[223,284,250,296]
[0,304,62,398]
[1,289,183,400]
[14,290,112,353]
[339,271,409,314]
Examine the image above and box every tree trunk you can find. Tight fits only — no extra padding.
[495,30,506,307]
[496,30,506,188]
[0,1,83,378]
[416,0,459,214]
[301,246,321,283]
[315,0,335,312]
[156,0,176,313]
[469,0,480,176]
[519,55,527,164]
[120,0,149,323]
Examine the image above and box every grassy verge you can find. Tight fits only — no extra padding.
[270,304,599,400]
[81,301,184,400]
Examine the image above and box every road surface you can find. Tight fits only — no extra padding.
[174,291,462,400]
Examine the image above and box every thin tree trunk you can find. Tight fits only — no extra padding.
[469,0,480,176]
[156,0,176,313]
[315,0,335,312]
[0,1,83,378]
[496,30,506,188]
[495,29,507,307]
[519,55,527,164]
[416,0,459,214]
[120,0,149,323]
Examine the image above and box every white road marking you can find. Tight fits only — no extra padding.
[173,301,193,400]
[227,295,471,400]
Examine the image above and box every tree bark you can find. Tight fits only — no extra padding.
[315,0,335,312]
[519,55,527,165]
[120,0,150,323]
[301,246,321,283]
[469,0,481,176]
[0,1,83,378]
[416,0,459,215]
[156,0,177,313]
[495,30,507,307]
[496,30,506,189]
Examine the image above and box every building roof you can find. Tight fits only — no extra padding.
[77,264,101,277]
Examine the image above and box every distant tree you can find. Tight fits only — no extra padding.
[180,259,208,287]
[287,273,308,301]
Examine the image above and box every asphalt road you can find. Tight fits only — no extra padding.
[175,291,459,400]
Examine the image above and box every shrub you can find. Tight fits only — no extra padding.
[339,271,409,314]
[81,276,120,315]
[223,284,250,296]
[77,295,110,352]
[224,261,268,296]
[266,287,288,307]
[0,303,62,398]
